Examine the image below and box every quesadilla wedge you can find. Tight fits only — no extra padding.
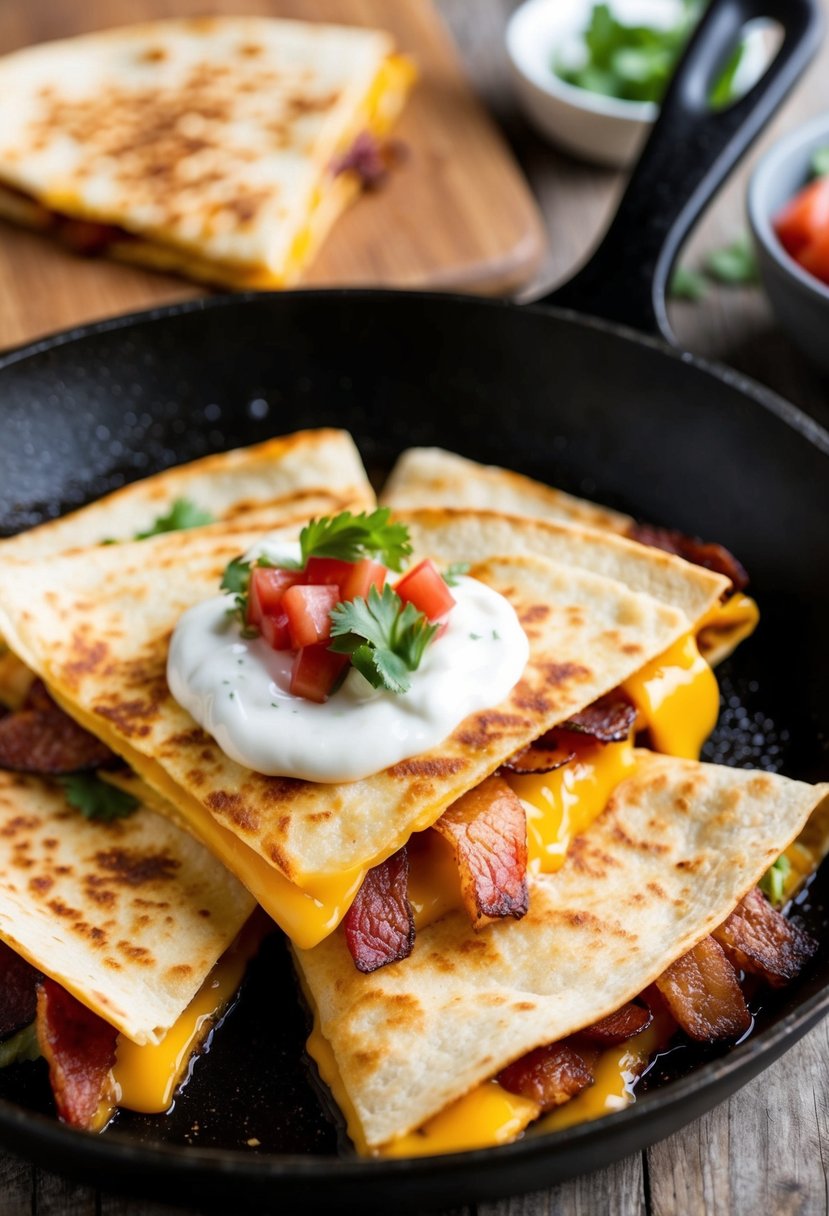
[0,19,414,289]
[0,766,259,1129]
[0,503,733,951]
[295,755,829,1154]
[381,448,759,666]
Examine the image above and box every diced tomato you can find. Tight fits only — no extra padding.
[303,557,354,588]
[774,176,829,258]
[340,558,387,601]
[260,611,291,651]
[394,559,455,621]
[290,646,349,702]
[247,567,302,628]
[795,226,829,286]
[283,584,342,649]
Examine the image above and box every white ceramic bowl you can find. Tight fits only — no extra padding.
[506,0,767,168]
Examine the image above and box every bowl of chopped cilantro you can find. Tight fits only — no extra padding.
[506,0,766,166]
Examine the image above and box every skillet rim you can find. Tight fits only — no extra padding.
[0,286,827,1202]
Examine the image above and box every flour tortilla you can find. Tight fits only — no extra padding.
[0,19,413,288]
[0,429,374,563]
[0,513,700,912]
[296,755,829,1148]
[0,769,254,1046]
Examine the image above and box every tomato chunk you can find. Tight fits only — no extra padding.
[260,611,291,651]
[774,176,829,258]
[394,559,455,621]
[340,558,387,601]
[796,227,829,286]
[283,584,342,649]
[303,557,354,588]
[291,646,349,702]
[248,567,301,628]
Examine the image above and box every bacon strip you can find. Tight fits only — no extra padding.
[433,775,528,930]
[0,698,115,774]
[580,1000,653,1045]
[713,887,817,988]
[343,849,415,974]
[0,941,40,1041]
[655,936,751,1042]
[627,523,749,591]
[36,980,117,1128]
[498,1042,597,1111]
[558,690,638,744]
[500,743,575,775]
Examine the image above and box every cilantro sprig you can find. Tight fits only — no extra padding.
[136,498,215,539]
[442,561,470,587]
[329,584,438,694]
[297,508,411,571]
[59,774,139,822]
[220,554,276,635]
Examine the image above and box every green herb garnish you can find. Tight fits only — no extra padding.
[298,508,411,571]
[759,854,792,907]
[59,774,139,822]
[554,1,745,108]
[0,1024,40,1070]
[704,234,758,285]
[219,554,277,635]
[811,146,829,178]
[669,265,709,302]
[135,498,215,539]
[442,561,470,587]
[329,584,438,694]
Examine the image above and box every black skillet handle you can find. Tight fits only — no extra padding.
[541,0,823,340]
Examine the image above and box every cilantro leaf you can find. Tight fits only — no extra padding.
[812,146,829,177]
[299,509,412,571]
[0,1023,40,1070]
[669,265,709,302]
[759,853,791,907]
[329,584,438,694]
[442,561,470,587]
[219,554,277,635]
[135,498,215,540]
[59,774,139,822]
[704,235,758,285]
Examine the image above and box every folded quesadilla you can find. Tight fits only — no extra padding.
[0,18,414,288]
[381,448,759,666]
[295,755,829,1154]
[0,766,257,1129]
[0,503,732,950]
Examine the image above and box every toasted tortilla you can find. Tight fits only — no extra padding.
[0,509,711,941]
[0,769,254,1045]
[0,429,374,562]
[0,19,414,288]
[382,448,633,533]
[296,755,829,1148]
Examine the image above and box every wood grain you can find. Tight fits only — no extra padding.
[0,0,547,349]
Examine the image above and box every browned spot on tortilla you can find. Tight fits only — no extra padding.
[519,604,550,625]
[647,880,668,899]
[621,643,642,655]
[166,964,192,979]
[64,635,108,682]
[29,874,54,895]
[204,790,259,832]
[92,848,180,887]
[117,941,154,966]
[167,727,213,749]
[388,757,467,780]
[1,814,41,837]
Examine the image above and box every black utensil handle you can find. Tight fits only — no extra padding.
[540,0,823,339]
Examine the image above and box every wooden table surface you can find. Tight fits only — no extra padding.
[2,2,828,1214]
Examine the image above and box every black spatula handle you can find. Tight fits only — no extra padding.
[540,0,822,340]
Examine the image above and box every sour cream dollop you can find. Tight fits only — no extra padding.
[167,539,529,783]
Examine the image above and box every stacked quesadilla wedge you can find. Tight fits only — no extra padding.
[0,18,414,288]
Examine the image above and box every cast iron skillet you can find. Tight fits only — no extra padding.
[0,0,828,1211]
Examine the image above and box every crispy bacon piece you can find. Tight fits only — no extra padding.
[627,523,749,591]
[558,690,638,744]
[0,699,115,774]
[433,775,528,929]
[655,936,751,1042]
[343,848,415,974]
[331,132,406,190]
[713,886,817,988]
[0,941,40,1040]
[498,1042,597,1111]
[500,743,575,775]
[580,1000,653,1045]
[36,980,117,1128]
[22,678,55,713]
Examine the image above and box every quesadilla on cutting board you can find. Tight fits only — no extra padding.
[0,18,414,288]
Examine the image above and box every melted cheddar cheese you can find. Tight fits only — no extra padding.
[696,593,759,667]
[622,632,719,760]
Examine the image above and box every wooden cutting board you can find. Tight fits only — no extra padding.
[0,0,547,350]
